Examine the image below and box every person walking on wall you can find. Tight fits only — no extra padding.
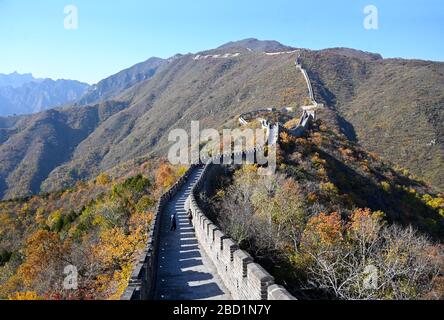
[187,209,193,226]
[170,214,177,231]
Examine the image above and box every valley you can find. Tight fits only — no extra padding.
[0,41,442,200]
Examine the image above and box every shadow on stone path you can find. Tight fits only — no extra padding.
[154,167,232,300]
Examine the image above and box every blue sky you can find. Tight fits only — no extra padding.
[0,0,443,84]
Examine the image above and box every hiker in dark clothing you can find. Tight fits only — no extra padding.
[170,214,177,231]
[187,209,193,226]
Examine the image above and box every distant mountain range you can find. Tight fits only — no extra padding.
[0,73,89,116]
[0,72,38,88]
[0,39,442,199]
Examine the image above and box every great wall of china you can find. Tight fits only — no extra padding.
[121,53,319,300]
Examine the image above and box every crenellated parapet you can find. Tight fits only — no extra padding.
[121,165,197,300]
[188,162,297,300]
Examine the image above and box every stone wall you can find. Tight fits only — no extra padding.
[121,165,197,300]
[279,109,314,137]
[121,55,318,300]
[189,162,296,300]
[296,61,316,105]
[187,108,316,300]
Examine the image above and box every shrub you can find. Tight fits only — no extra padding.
[381,181,391,193]
[135,196,156,214]
[96,173,112,186]
[0,249,12,266]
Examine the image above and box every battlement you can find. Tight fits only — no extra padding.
[189,165,296,300]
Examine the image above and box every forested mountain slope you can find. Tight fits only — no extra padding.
[0,158,186,300]
[0,39,443,200]
[0,47,308,199]
[77,57,166,105]
[301,50,444,190]
[203,117,444,299]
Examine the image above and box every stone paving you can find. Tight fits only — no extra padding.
[154,167,232,300]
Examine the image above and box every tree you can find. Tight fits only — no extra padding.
[301,212,343,253]
[135,195,156,214]
[155,163,175,189]
[96,173,112,186]
[47,210,64,232]
[93,225,147,299]
[93,200,127,229]
[252,177,306,252]
[18,230,67,294]
[347,208,385,263]
[301,209,441,300]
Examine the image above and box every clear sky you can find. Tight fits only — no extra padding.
[1,0,443,84]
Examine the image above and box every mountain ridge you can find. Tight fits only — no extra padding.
[217,38,296,52]
[77,57,166,105]
[0,39,442,199]
[0,72,41,88]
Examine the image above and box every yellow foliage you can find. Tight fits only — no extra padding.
[422,194,444,210]
[175,165,188,178]
[155,163,175,189]
[320,182,339,195]
[135,195,156,214]
[19,230,65,287]
[0,274,22,298]
[339,147,354,159]
[216,189,226,199]
[234,165,258,187]
[381,181,391,193]
[311,153,326,167]
[128,211,152,232]
[422,195,444,217]
[319,124,328,132]
[317,167,328,179]
[20,203,31,215]
[284,118,300,129]
[0,212,12,232]
[307,193,319,203]
[46,209,62,230]
[311,133,323,146]
[109,264,132,300]
[34,207,46,225]
[94,226,146,270]
[94,262,132,300]
[280,132,291,144]
[347,208,385,242]
[401,168,410,177]
[8,291,43,300]
[96,173,112,186]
